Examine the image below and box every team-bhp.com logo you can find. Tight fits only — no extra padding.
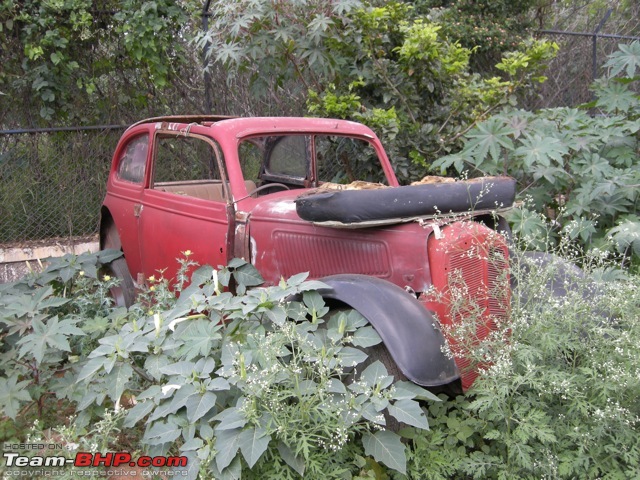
[3,445,188,477]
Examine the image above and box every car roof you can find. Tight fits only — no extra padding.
[128,116,377,139]
[129,115,235,128]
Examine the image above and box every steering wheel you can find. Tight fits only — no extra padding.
[245,183,290,197]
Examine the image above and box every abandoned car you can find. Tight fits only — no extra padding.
[101,116,517,393]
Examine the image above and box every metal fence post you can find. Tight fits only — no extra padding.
[593,8,613,81]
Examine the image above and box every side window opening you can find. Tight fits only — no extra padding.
[152,134,227,202]
[117,135,148,184]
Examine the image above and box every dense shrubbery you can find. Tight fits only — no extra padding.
[1,239,639,479]
[434,41,640,266]
[197,0,556,183]
[0,252,437,478]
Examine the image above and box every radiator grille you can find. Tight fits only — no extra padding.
[425,222,510,390]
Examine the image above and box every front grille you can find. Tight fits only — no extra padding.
[424,222,510,390]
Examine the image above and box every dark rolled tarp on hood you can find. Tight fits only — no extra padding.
[295,176,516,224]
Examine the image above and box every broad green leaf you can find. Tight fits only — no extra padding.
[325,378,347,394]
[159,361,196,377]
[388,399,429,429]
[124,400,156,428]
[211,455,242,480]
[297,280,330,291]
[277,442,306,476]
[0,375,32,419]
[596,82,639,113]
[76,356,108,383]
[514,134,567,168]
[531,165,568,185]
[176,450,201,480]
[608,216,640,255]
[215,428,242,471]
[604,41,640,78]
[464,117,514,166]
[232,263,264,290]
[145,419,182,445]
[181,437,204,452]
[361,360,392,389]
[265,304,288,326]
[360,402,385,425]
[206,377,231,392]
[287,271,310,286]
[191,265,215,285]
[214,406,247,431]
[432,153,465,174]
[165,384,198,416]
[238,425,271,468]
[96,249,124,264]
[186,391,217,423]
[106,363,133,403]
[150,396,183,423]
[362,430,406,475]
[77,389,104,411]
[303,290,328,318]
[175,320,221,360]
[17,316,85,363]
[392,381,441,402]
[339,346,368,367]
[351,326,382,347]
[144,354,171,381]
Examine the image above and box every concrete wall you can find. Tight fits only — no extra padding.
[0,238,99,283]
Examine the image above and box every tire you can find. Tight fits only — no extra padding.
[512,251,610,321]
[353,342,408,432]
[102,225,136,308]
[106,257,136,308]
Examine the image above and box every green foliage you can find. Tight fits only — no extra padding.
[2,242,640,479]
[434,42,640,262]
[0,0,190,122]
[0,252,435,479]
[414,0,538,60]
[198,0,555,183]
[113,0,189,89]
[404,249,640,479]
[0,250,123,421]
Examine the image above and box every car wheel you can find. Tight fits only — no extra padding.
[351,342,408,432]
[102,226,136,308]
[106,257,136,307]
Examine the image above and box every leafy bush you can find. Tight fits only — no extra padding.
[403,247,640,479]
[0,253,435,479]
[434,41,640,263]
[0,0,191,122]
[2,240,639,479]
[197,0,556,183]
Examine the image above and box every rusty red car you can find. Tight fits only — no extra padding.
[100,115,516,393]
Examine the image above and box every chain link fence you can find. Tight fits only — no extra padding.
[0,126,125,245]
[2,23,639,246]
[532,30,640,109]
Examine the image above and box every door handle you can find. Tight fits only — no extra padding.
[134,204,143,217]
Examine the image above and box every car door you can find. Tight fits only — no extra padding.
[104,127,152,277]
[138,130,231,282]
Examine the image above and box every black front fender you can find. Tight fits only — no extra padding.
[319,274,459,387]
